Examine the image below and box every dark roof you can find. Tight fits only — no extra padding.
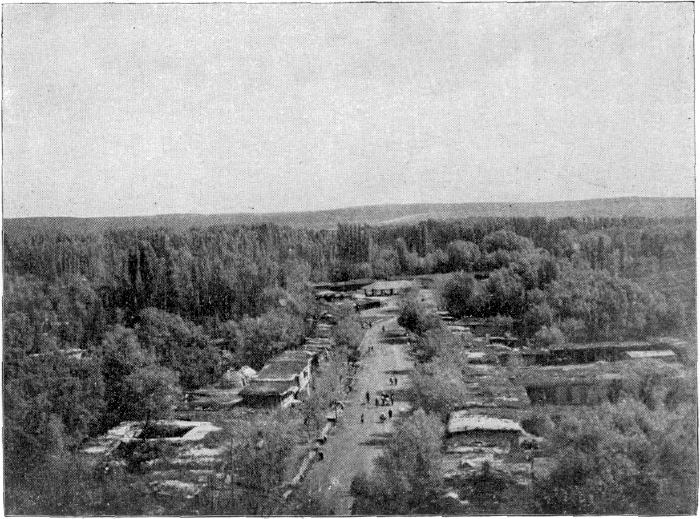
[514,364,628,385]
[239,381,297,397]
[312,278,373,290]
[553,341,650,352]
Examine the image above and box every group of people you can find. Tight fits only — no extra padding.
[362,388,396,424]
[358,322,402,425]
[364,390,395,406]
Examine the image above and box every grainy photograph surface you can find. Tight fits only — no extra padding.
[2,1,697,515]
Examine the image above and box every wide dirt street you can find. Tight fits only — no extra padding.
[303,306,414,514]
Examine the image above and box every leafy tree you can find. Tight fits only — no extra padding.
[523,300,554,336]
[535,401,697,515]
[397,296,442,336]
[137,307,223,389]
[441,272,483,317]
[297,350,348,439]
[332,314,364,361]
[351,410,446,514]
[533,325,565,348]
[409,360,472,419]
[482,230,534,254]
[446,240,480,272]
[225,308,307,369]
[370,247,400,279]
[101,326,180,425]
[5,452,153,515]
[4,355,105,472]
[208,416,296,515]
[123,364,180,423]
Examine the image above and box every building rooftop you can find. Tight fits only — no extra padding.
[275,350,317,362]
[315,289,340,297]
[239,381,298,397]
[522,338,690,355]
[447,412,524,435]
[626,350,676,359]
[312,278,374,290]
[364,280,416,291]
[256,359,310,381]
[29,348,86,359]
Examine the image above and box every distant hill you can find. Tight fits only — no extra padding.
[4,197,694,233]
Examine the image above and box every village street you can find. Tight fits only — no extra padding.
[303,307,414,514]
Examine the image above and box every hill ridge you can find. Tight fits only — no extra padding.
[5,196,694,232]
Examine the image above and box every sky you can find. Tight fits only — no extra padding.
[2,3,694,218]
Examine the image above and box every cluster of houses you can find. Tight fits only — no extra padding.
[186,331,333,411]
[81,315,342,502]
[440,369,548,490]
[437,310,690,368]
[436,309,692,496]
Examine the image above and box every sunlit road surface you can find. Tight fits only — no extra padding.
[303,310,413,515]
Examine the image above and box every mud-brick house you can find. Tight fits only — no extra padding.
[445,412,525,452]
[239,380,300,408]
[239,350,315,407]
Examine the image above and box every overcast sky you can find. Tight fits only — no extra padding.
[2,3,694,218]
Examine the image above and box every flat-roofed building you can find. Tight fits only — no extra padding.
[238,381,299,408]
[240,350,314,407]
[446,412,524,451]
[520,340,687,366]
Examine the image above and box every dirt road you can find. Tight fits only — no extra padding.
[303,310,414,514]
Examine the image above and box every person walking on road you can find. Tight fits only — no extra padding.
[360,414,364,424]
[365,391,370,404]
[375,398,379,407]
[388,409,393,419]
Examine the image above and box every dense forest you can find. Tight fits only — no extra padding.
[3,214,695,512]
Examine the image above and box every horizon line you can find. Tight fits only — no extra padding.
[3,195,695,221]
